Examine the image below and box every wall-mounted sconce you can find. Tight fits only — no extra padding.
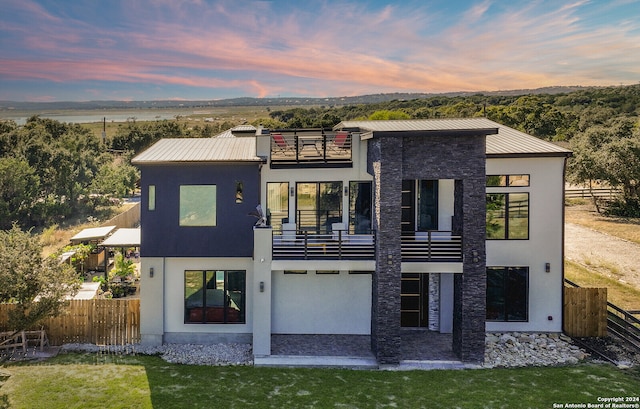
[344,186,349,196]
[260,281,265,292]
[472,250,479,263]
[149,267,154,278]
[290,187,294,197]
[545,262,551,273]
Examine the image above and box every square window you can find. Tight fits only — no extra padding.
[180,185,216,226]
[184,270,245,324]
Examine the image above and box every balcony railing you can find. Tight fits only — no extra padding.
[270,130,352,167]
[401,231,462,262]
[273,229,375,260]
[271,229,462,262]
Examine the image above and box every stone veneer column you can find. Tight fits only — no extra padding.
[452,177,487,363]
[369,137,403,364]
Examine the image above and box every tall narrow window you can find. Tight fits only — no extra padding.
[349,181,372,234]
[267,182,289,231]
[179,185,217,226]
[235,181,243,204]
[184,270,245,324]
[148,185,156,211]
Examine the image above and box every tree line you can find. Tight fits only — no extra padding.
[1,84,639,231]
[0,116,138,229]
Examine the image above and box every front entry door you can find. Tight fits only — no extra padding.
[401,273,429,327]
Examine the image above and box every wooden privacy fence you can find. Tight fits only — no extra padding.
[102,202,140,228]
[564,287,608,337]
[0,299,140,346]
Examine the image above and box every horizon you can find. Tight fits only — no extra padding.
[1,1,639,102]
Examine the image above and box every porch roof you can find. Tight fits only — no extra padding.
[70,226,116,244]
[100,228,140,247]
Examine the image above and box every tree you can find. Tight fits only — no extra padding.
[368,110,411,120]
[0,226,80,332]
[568,117,640,215]
[0,158,40,229]
[89,162,139,198]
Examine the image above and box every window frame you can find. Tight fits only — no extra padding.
[486,174,530,187]
[184,270,246,324]
[486,192,529,240]
[486,266,529,322]
[179,185,217,227]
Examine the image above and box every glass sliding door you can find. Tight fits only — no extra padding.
[266,182,289,231]
[349,181,372,234]
[296,182,342,233]
[402,180,439,233]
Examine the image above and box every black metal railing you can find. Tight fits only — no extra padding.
[272,229,375,260]
[270,131,352,165]
[565,279,640,353]
[272,229,463,262]
[401,231,463,262]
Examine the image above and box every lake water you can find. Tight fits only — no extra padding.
[0,110,195,125]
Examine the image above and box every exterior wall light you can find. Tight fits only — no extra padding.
[545,262,551,273]
[149,267,154,278]
[290,187,294,197]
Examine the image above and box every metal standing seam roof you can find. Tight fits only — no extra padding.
[131,137,262,164]
[336,118,571,157]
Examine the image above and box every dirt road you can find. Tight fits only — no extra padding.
[565,223,640,289]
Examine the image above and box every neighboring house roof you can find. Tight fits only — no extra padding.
[100,228,141,247]
[336,118,571,157]
[215,125,257,138]
[132,137,262,164]
[70,226,116,243]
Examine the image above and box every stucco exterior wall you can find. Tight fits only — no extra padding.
[485,156,566,332]
[271,271,372,334]
[161,257,254,344]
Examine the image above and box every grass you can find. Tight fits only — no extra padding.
[565,260,640,310]
[1,353,639,409]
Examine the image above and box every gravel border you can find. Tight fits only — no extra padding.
[60,343,253,366]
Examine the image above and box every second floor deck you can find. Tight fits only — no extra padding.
[272,229,462,262]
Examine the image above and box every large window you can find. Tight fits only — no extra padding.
[486,267,529,322]
[179,185,216,226]
[296,182,342,234]
[184,270,245,324]
[486,193,529,239]
[349,181,372,234]
[267,182,289,231]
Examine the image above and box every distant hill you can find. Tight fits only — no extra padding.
[0,86,592,111]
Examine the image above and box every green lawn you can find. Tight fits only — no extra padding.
[1,353,639,408]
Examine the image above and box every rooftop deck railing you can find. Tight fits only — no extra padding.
[271,229,462,262]
[270,131,352,166]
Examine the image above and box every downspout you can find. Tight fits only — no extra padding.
[561,155,569,334]
[162,256,166,344]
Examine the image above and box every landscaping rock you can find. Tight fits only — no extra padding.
[484,332,587,368]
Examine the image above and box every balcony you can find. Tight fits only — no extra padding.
[401,231,462,262]
[270,130,352,168]
[271,229,462,262]
[273,229,375,260]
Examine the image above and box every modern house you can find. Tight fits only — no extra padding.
[132,119,571,365]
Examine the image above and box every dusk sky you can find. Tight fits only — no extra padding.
[1,0,639,102]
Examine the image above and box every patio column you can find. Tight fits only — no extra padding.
[252,226,273,356]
